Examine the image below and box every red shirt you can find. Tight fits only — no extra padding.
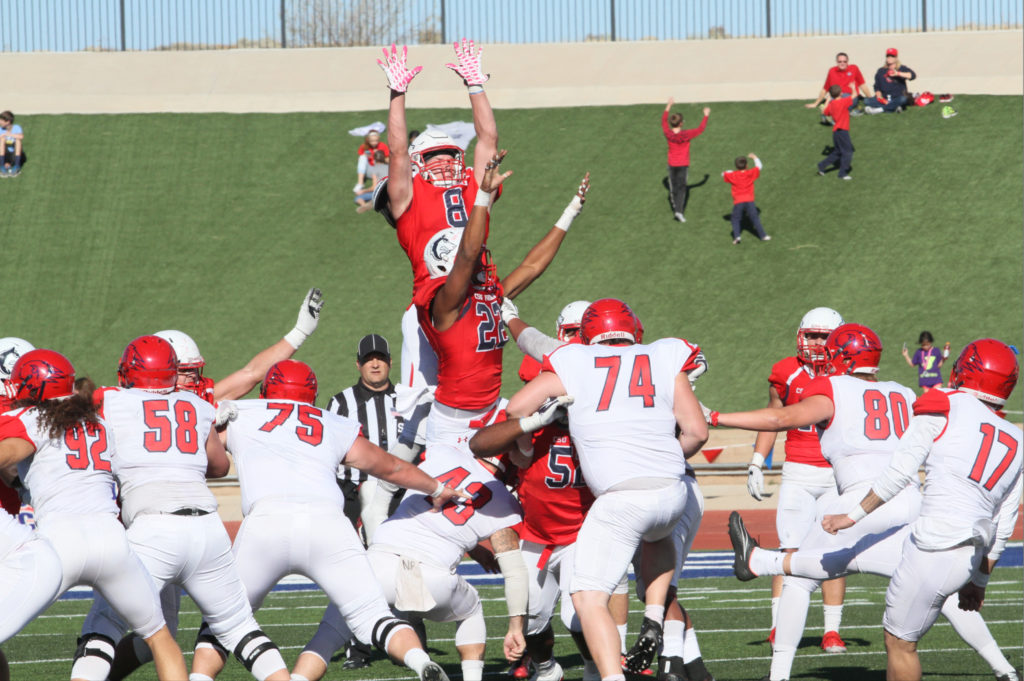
[722,167,760,204]
[823,98,851,132]
[768,356,831,468]
[519,354,543,383]
[516,424,594,547]
[662,111,708,167]
[418,284,507,410]
[397,174,487,307]
[357,142,390,163]
[823,65,865,96]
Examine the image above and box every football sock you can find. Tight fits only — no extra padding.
[643,604,665,626]
[661,620,684,657]
[822,604,843,633]
[403,649,430,676]
[770,596,780,630]
[681,625,702,664]
[616,624,628,654]
[750,548,785,576]
[461,659,485,681]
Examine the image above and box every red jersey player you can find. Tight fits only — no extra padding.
[0,337,34,516]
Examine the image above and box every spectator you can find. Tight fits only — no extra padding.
[324,333,402,671]
[354,149,388,213]
[354,130,389,191]
[817,85,854,180]
[722,153,770,245]
[864,48,916,114]
[901,331,950,393]
[805,52,873,118]
[662,98,710,223]
[0,111,25,177]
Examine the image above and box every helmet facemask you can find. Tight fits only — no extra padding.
[415,148,466,188]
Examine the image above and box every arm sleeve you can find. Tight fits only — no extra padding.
[871,414,946,501]
[987,472,1022,563]
[516,327,563,362]
[753,157,763,170]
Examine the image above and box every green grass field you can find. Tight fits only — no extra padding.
[0,96,1020,411]
[5,570,1021,680]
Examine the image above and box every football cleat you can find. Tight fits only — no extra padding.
[821,630,847,653]
[510,657,532,680]
[420,661,450,681]
[623,618,663,673]
[728,511,760,581]
[994,671,1019,681]
[529,660,563,681]
[657,655,686,681]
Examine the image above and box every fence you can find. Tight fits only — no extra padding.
[1,0,1020,52]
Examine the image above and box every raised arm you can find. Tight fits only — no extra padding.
[445,39,498,185]
[377,44,423,220]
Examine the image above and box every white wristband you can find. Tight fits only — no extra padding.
[846,504,867,523]
[750,452,766,469]
[467,84,485,95]
[473,190,492,209]
[554,195,583,232]
[429,481,445,498]
[283,327,308,350]
[942,349,950,359]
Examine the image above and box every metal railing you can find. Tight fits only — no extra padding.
[2,1,1018,52]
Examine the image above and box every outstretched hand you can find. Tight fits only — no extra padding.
[480,149,512,193]
[377,44,423,93]
[445,38,489,86]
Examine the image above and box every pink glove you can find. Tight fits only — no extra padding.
[377,44,423,93]
[445,38,489,86]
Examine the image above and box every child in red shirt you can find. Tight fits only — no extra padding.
[722,153,770,245]
[817,85,855,180]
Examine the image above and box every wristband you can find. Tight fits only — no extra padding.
[554,207,576,232]
[473,190,492,209]
[749,452,766,469]
[467,84,485,95]
[971,571,990,588]
[846,504,867,523]
[709,411,720,427]
[283,327,308,349]
[429,481,445,498]
[942,349,950,359]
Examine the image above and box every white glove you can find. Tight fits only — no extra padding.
[376,44,423,93]
[687,352,709,387]
[554,173,590,232]
[500,297,519,325]
[747,452,766,501]
[519,396,574,433]
[284,288,324,349]
[445,38,489,86]
[699,401,714,424]
[215,401,238,428]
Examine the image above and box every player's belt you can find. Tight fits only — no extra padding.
[169,508,212,516]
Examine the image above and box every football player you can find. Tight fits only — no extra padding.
[711,325,1018,681]
[0,348,188,681]
[745,307,848,650]
[470,299,709,681]
[188,360,463,681]
[822,339,1022,681]
[0,337,34,516]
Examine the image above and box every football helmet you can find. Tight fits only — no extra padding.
[797,307,845,371]
[580,299,642,345]
[409,130,465,188]
[0,337,35,380]
[556,301,592,341]
[118,335,179,393]
[153,329,205,391]
[8,349,75,402]
[950,339,1019,407]
[260,359,318,404]
[824,323,882,376]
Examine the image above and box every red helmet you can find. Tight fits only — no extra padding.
[118,335,178,393]
[824,323,882,376]
[260,360,318,404]
[580,299,643,345]
[7,349,75,402]
[950,339,1019,407]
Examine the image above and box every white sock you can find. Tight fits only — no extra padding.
[770,596,780,630]
[941,596,1014,674]
[404,649,430,676]
[616,623,628,654]
[189,675,215,681]
[643,604,665,625]
[750,547,785,576]
[290,676,311,681]
[977,642,1016,676]
[823,604,843,633]
[461,659,485,681]
[602,675,626,681]
[769,645,797,681]
[681,626,702,664]
[661,619,685,657]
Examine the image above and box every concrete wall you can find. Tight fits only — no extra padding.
[4,30,1021,114]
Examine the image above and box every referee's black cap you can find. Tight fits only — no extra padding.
[357,334,391,363]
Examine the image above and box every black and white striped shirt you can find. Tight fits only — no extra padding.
[326,381,402,484]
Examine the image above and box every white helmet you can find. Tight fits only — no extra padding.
[797,307,844,370]
[423,228,463,279]
[409,131,465,188]
[153,330,204,369]
[556,301,591,341]
[0,337,35,380]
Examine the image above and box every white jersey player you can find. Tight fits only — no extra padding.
[188,359,462,681]
[713,325,1019,681]
[822,338,1023,681]
[0,349,188,681]
[76,336,291,681]
[470,298,709,681]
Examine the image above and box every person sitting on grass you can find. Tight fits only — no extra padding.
[0,111,25,177]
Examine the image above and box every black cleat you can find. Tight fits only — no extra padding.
[623,617,663,673]
[728,511,760,581]
[657,655,688,681]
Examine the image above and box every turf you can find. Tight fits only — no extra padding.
[5,570,1021,680]
[0,96,1020,411]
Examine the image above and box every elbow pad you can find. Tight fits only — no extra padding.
[495,549,529,617]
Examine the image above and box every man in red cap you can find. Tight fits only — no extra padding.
[864,48,917,113]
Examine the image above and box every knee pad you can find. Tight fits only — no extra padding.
[371,616,413,654]
[194,621,228,661]
[233,629,284,679]
[70,634,116,681]
[454,605,486,648]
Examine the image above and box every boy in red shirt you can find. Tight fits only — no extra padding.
[817,85,854,180]
[722,153,770,245]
